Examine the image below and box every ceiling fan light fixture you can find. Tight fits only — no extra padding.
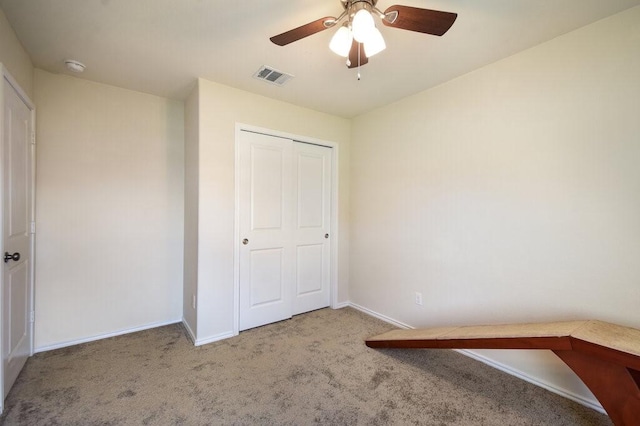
[352,6,375,43]
[364,27,386,57]
[329,24,353,57]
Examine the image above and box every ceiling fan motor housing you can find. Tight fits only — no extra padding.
[343,0,378,8]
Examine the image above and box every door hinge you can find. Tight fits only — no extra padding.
[31,131,36,145]
[30,221,36,234]
[30,311,35,323]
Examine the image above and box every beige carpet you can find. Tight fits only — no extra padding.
[0,308,611,425]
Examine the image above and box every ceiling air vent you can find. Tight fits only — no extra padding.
[253,66,294,86]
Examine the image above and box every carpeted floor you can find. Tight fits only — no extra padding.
[0,308,612,425]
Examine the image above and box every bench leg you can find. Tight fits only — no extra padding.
[553,350,640,426]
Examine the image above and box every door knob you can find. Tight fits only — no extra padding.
[4,252,20,263]
[325,234,329,239]
[242,239,249,245]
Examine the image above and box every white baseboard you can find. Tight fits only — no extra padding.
[348,302,412,330]
[194,331,235,346]
[456,349,605,414]
[35,318,182,353]
[347,302,605,414]
[332,301,351,310]
[182,318,197,344]
[181,317,235,346]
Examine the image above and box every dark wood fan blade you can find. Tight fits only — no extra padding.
[347,40,368,69]
[382,5,457,36]
[270,17,336,46]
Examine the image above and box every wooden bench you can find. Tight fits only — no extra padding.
[366,320,640,426]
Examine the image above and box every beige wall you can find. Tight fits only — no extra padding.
[7,0,638,410]
[350,6,640,408]
[193,78,351,342]
[34,69,184,350]
[0,8,33,98]
[183,83,199,336]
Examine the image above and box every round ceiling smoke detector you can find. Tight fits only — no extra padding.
[64,60,86,73]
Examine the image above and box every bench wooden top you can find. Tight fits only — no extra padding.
[366,319,640,426]
[366,320,640,358]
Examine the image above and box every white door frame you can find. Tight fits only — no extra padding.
[233,123,339,336]
[0,65,36,411]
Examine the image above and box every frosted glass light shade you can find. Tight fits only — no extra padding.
[329,25,353,57]
[352,9,374,43]
[364,27,386,57]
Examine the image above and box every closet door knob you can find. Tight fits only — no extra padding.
[242,239,249,245]
[4,252,20,263]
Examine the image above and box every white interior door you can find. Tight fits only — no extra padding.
[238,131,294,331]
[292,143,331,315]
[2,76,34,399]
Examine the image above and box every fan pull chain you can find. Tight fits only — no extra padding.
[357,42,361,81]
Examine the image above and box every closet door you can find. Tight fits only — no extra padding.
[238,131,293,331]
[292,143,331,315]
[238,130,333,331]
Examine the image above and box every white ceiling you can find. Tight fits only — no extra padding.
[2,0,639,118]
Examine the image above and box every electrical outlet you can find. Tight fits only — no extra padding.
[192,294,196,310]
[415,292,423,306]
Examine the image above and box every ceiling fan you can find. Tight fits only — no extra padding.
[270,0,457,69]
